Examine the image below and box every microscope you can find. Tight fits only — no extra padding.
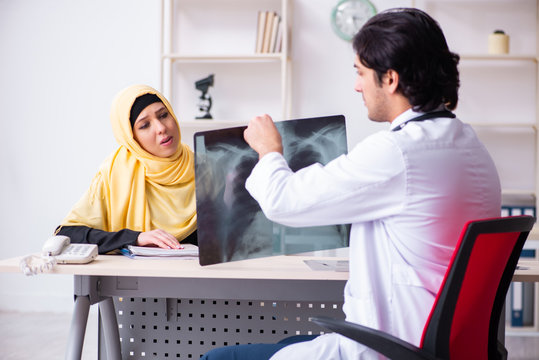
[195,74,214,119]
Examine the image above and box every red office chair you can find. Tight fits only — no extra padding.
[311,216,535,360]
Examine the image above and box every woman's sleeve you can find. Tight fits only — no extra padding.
[56,225,140,254]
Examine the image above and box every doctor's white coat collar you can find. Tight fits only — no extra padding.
[388,108,423,132]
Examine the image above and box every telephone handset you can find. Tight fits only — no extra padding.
[20,235,98,276]
[42,235,98,264]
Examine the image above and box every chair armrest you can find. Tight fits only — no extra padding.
[497,340,508,360]
[310,316,438,360]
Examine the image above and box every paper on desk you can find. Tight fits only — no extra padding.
[304,260,349,272]
[123,244,199,259]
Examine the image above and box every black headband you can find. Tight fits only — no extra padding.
[130,94,162,128]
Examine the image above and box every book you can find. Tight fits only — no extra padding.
[255,10,267,53]
[273,18,283,53]
[255,10,283,54]
[262,11,276,53]
[269,14,281,53]
[122,244,199,259]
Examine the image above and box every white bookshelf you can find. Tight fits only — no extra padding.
[411,1,538,224]
[413,0,539,334]
[159,0,292,148]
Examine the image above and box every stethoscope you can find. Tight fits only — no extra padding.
[391,110,456,132]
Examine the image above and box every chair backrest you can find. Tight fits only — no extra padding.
[420,216,534,359]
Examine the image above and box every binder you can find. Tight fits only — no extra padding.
[509,248,536,327]
[511,282,523,327]
[500,193,536,219]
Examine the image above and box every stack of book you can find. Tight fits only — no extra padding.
[501,193,536,219]
[255,10,283,54]
[501,205,536,218]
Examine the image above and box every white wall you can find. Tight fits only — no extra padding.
[0,0,161,311]
[0,0,535,312]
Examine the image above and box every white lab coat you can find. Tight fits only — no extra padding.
[245,109,502,359]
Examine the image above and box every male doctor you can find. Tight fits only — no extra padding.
[201,8,501,360]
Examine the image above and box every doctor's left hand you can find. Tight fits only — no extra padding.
[244,114,283,159]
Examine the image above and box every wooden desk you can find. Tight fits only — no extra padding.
[0,253,349,360]
[0,253,348,280]
[4,254,537,359]
[513,260,539,282]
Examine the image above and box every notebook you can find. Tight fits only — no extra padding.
[194,115,350,266]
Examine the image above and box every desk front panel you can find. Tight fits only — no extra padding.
[95,276,346,359]
[108,295,345,359]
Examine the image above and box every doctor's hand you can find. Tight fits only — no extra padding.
[137,229,181,249]
[244,114,283,159]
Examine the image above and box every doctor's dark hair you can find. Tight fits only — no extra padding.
[353,8,460,112]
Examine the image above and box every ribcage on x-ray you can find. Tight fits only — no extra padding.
[194,115,349,265]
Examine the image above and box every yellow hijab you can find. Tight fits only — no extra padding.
[61,85,197,240]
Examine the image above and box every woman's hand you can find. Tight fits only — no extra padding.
[244,114,283,159]
[137,229,181,249]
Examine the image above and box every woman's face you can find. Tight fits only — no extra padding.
[132,102,180,158]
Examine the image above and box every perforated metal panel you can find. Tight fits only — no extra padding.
[108,296,345,359]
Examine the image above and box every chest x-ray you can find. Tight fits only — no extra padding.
[194,115,349,266]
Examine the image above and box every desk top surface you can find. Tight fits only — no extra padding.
[0,253,350,281]
[513,260,539,282]
[3,253,539,282]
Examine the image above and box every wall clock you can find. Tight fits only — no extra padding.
[331,0,377,41]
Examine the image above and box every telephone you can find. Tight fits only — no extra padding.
[19,235,98,276]
[42,235,98,264]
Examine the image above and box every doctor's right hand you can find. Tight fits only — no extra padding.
[137,229,181,249]
[244,114,283,159]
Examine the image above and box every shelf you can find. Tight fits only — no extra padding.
[160,0,292,123]
[460,54,537,62]
[163,53,286,63]
[502,190,537,197]
[466,122,537,130]
[180,120,248,129]
[506,327,539,334]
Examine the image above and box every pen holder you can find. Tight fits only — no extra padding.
[488,30,509,55]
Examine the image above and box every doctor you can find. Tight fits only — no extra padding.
[201,7,501,360]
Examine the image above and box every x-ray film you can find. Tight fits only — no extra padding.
[194,115,349,266]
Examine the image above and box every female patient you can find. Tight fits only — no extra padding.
[56,84,197,253]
